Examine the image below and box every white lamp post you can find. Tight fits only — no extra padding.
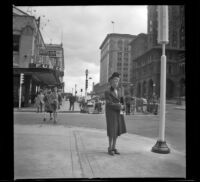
[151,5,170,154]
[18,73,24,109]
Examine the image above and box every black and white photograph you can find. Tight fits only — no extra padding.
[13,5,186,179]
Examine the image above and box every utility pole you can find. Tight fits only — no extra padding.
[85,69,88,101]
[151,5,170,154]
[75,84,77,97]
[111,21,115,33]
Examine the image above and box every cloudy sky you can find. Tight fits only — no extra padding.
[17,6,147,95]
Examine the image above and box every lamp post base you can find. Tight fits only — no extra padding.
[151,140,170,154]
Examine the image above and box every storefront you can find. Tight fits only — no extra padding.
[13,67,63,107]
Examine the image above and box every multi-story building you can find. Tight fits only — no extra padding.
[130,5,185,99]
[45,44,65,91]
[13,6,64,107]
[98,33,136,97]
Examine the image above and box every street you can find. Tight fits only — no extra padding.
[14,103,185,153]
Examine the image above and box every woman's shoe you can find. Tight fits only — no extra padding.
[112,148,120,155]
[108,147,114,156]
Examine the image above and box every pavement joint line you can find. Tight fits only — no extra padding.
[69,129,75,178]
[73,130,85,178]
[75,130,95,178]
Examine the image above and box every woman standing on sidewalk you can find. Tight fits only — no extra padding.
[105,72,127,156]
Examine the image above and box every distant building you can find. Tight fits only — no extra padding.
[130,5,185,99]
[98,33,136,97]
[45,43,65,91]
[13,6,64,107]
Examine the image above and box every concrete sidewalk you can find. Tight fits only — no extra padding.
[14,124,185,179]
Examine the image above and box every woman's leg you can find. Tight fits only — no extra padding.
[108,136,114,155]
[53,110,57,123]
[43,111,46,121]
[112,136,117,150]
[109,136,113,149]
[112,136,120,154]
[40,103,42,112]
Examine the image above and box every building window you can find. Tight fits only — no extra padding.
[124,40,129,51]
[118,52,122,57]
[49,51,56,57]
[117,62,122,66]
[118,57,122,61]
[172,30,178,48]
[123,74,128,78]
[124,46,129,52]
[124,53,128,58]
[13,35,20,52]
[118,40,123,50]
[124,57,128,62]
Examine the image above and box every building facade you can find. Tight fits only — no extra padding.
[130,5,185,99]
[13,6,65,107]
[45,44,65,91]
[98,33,136,97]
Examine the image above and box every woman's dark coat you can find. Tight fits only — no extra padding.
[105,88,127,138]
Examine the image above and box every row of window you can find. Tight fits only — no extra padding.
[117,62,129,66]
[118,52,129,58]
[134,51,182,69]
[133,62,185,79]
[13,35,20,52]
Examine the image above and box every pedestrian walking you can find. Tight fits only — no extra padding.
[130,97,136,114]
[125,96,131,115]
[35,90,45,112]
[69,95,75,111]
[57,89,62,110]
[50,86,59,123]
[43,88,53,121]
[34,92,40,112]
[152,93,158,115]
[105,72,127,156]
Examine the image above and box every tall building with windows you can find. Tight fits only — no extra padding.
[98,33,136,96]
[130,5,185,99]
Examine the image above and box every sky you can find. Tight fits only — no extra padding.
[17,6,147,95]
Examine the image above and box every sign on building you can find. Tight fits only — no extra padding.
[39,49,48,56]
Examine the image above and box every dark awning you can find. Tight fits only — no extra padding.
[13,67,61,86]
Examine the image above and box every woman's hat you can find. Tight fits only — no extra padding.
[108,72,120,82]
